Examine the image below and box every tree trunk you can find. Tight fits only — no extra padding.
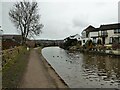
[21,33,26,45]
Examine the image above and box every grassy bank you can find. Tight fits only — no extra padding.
[2,46,30,88]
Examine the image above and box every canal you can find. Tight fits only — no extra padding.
[42,47,120,88]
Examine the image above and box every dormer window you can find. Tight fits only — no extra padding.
[114,29,120,33]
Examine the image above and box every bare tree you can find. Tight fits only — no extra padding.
[9,1,43,45]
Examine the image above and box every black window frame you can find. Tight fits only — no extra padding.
[83,40,85,43]
[118,29,120,33]
[101,31,108,35]
[112,37,120,44]
[114,29,120,33]
[119,37,120,43]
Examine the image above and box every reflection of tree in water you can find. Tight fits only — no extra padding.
[96,55,106,71]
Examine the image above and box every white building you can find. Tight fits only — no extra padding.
[99,23,120,45]
[89,28,100,44]
[81,25,95,45]
[81,23,120,46]
[69,34,81,41]
[64,34,83,45]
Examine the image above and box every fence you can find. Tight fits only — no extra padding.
[2,46,23,67]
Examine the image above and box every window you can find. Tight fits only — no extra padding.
[93,38,96,43]
[114,29,120,33]
[119,29,120,33]
[118,37,120,43]
[101,31,107,35]
[114,29,117,33]
[83,40,85,43]
[86,32,89,38]
[112,37,120,44]
[109,37,113,44]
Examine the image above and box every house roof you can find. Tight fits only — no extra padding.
[70,34,80,38]
[2,34,22,39]
[100,23,120,30]
[82,23,120,33]
[2,34,30,40]
[83,25,96,32]
[90,28,100,32]
[64,34,81,41]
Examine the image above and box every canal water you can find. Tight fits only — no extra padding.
[42,47,120,88]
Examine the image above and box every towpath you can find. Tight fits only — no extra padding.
[19,48,67,88]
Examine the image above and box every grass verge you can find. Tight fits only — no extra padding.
[2,46,30,88]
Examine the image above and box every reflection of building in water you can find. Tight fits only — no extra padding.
[103,56,120,80]
[104,57,113,77]
[97,56,106,70]
[113,58,120,79]
[82,53,120,81]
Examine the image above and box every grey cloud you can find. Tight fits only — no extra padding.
[72,17,89,28]
[0,3,2,26]
[1,1,118,40]
[95,2,107,7]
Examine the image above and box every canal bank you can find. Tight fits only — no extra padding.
[64,45,120,57]
[42,47,120,88]
[19,47,68,88]
[79,49,120,57]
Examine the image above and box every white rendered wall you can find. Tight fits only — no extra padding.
[89,32,98,38]
[105,30,114,44]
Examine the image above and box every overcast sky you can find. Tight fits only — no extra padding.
[0,0,119,40]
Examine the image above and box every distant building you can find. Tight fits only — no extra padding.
[63,34,83,48]
[2,34,22,50]
[35,39,64,47]
[64,34,82,43]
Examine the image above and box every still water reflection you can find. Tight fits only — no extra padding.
[42,47,120,88]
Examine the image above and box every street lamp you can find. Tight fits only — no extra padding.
[0,27,3,39]
[0,26,3,50]
[0,26,3,35]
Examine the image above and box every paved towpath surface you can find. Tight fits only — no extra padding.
[19,48,67,88]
